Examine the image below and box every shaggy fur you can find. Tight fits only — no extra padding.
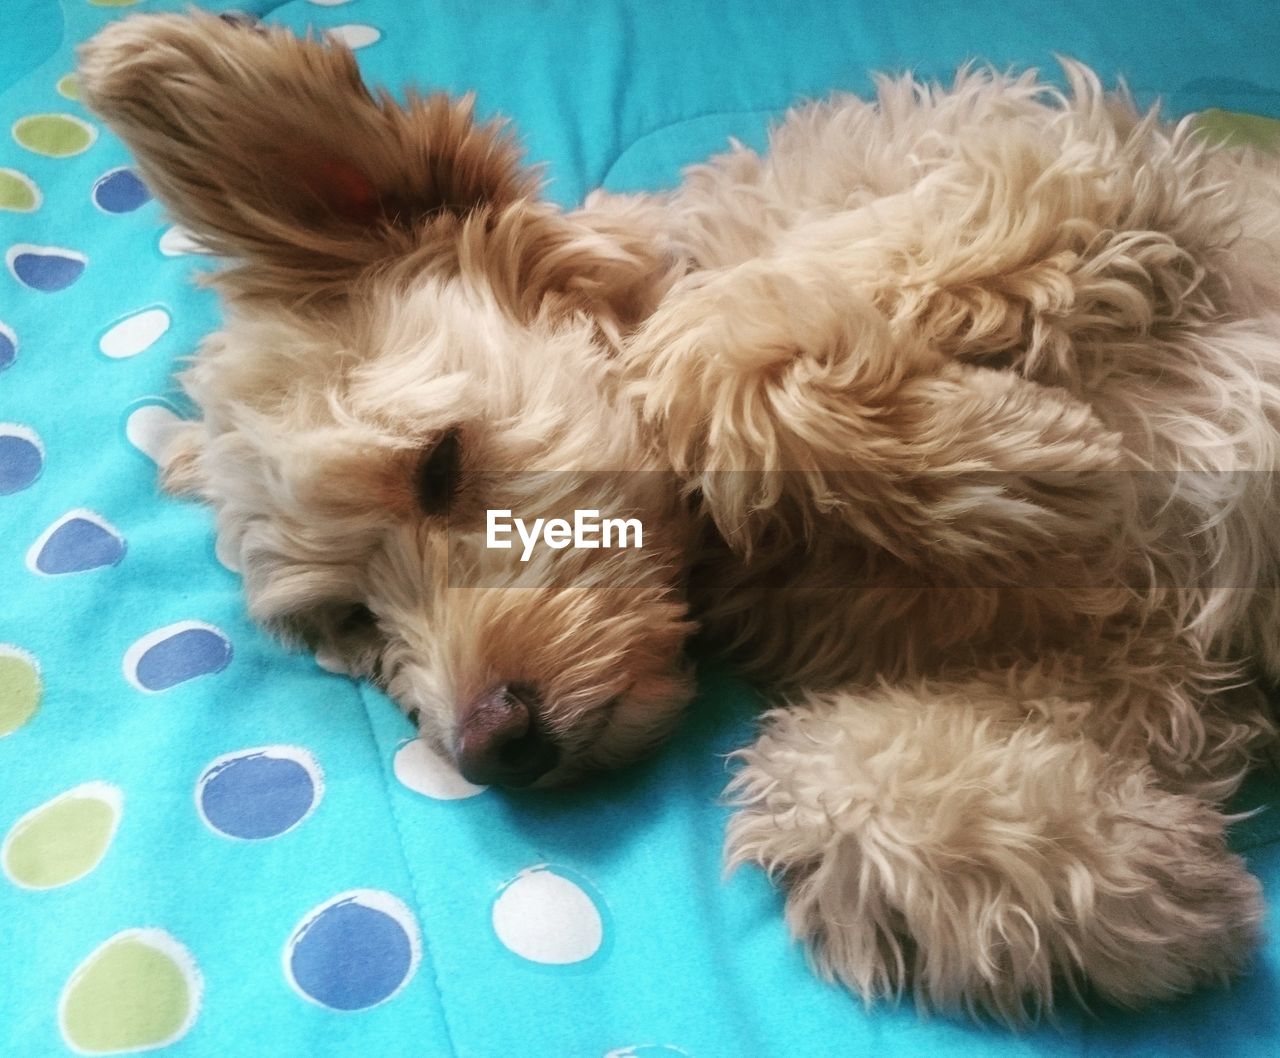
[77,13,695,777]
[80,13,1280,1025]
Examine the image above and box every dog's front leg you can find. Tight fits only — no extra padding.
[625,254,1131,573]
[726,677,1263,1024]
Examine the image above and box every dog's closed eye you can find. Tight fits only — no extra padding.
[336,603,378,634]
[416,428,462,515]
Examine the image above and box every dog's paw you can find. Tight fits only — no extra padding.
[726,683,1264,1025]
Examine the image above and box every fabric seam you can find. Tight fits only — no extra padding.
[598,103,791,189]
[353,680,464,1058]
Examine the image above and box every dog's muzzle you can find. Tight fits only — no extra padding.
[457,683,558,787]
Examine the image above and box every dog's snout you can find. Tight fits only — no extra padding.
[457,684,558,787]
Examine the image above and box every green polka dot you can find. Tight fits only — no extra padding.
[1197,109,1280,152]
[12,113,96,158]
[0,169,40,212]
[56,74,79,101]
[2,783,120,889]
[61,931,200,1055]
[0,647,41,735]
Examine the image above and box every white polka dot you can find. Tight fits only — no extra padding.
[100,307,170,359]
[313,646,347,675]
[394,738,486,800]
[492,865,604,964]
[125,402,185,465]
[326,24,381,49]
[159,226,205,256]
[308,0,353,5]
[214,533,241,574]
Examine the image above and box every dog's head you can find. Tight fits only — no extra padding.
[79,13,694,786]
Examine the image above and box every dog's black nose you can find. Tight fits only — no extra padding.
[457,684,558,787]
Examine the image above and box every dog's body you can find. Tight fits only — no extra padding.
[81,14,1280,1025]
[629,74,1280,1020]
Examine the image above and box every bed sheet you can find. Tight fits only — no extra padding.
[4,2,1280,1057]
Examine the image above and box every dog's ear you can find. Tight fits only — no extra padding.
[78,13,536,298]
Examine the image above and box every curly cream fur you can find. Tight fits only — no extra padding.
[725,681,1261,1024]
[81,14,1280,1026]
[623,64,1280,1023]
[78,13,694,779]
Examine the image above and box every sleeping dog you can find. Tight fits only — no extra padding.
[80,12,1280,1023]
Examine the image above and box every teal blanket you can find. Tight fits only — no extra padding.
[4,2,1280,1056]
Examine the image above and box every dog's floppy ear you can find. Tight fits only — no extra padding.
[78,13,535,298]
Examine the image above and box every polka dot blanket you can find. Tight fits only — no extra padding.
[4,2,1280,1056]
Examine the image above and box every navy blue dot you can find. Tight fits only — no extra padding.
[0,433,41,494]
[200,753,317,839]
[134,626,231,691]
[290,899,415,1010]
[93,167,151,213]
[0,325,14,372]
[9,248,85,292]
[33,514,124,574]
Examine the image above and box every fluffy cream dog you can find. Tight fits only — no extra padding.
[80,13,1280,1025]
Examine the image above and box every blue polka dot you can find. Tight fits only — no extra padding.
[198,748,321,840]
[0,429,41,494]
[286,892,420,1011]
[0,323,15,372]
[92,167,151,213]
[125,622,232,692]
[28,511,124,574]
[7,244,85,292]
